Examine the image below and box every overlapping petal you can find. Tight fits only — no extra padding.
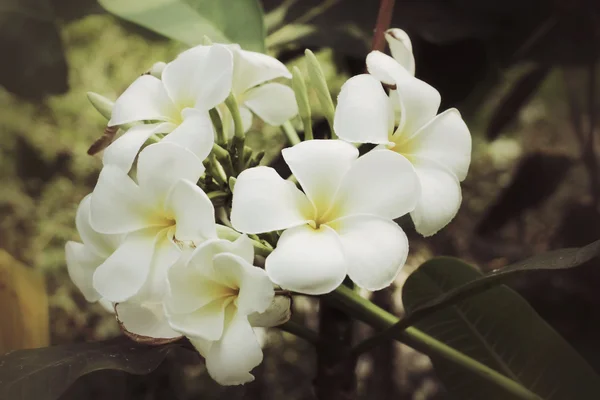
[65,241,103,302]
[116,302,180,339]
[162,111,214,162]
[266,224,347,295]
[231,166,313,234]
[165,179,216,242]
[331,215,408,291]
[75,195,118,257]
[243,83,298,125]
[232,49,292,95]
[282,140,358,215]
[168,299,229,340]
[385,28,415,76]
[334,74,393,144]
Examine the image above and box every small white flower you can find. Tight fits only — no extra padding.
[165,235,275,385]
[231,140,420,295]
[218,45,298,137]
[103,44,234,172]
[89,142,217,310]
[334,46,471,236]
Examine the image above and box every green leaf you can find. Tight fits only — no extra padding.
[401,257,600,400]
[98,0,266,53]
[0,336,182,400]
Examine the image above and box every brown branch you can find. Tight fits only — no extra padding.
[370,0,396,52]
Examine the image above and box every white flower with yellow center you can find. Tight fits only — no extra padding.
[334,30,471,236]
[230,140,420,295]
[165,235,276,385]
[103,44,234,172]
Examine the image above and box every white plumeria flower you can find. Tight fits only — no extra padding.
[165,235,274,385]
[230,140,420,295]
[65,194,120,303]
[217,45,298,137]
[89,142,217,337]
[103,44,234,172]
[334,48,472,237]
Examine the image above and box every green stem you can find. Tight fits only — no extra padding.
[207,190,228,201]
[326,285,541,400]
[278,320,319,345]
[209,155,227,186]
[209,108,226,145]
[303,117,314,140]
[282,120,301,146]
[212,143,234,177]
[224,94,245,172]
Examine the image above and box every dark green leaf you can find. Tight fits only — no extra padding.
[401,257,600,400]
[98,0,266,52]
[0,336,181,400]
[0,0,68,99]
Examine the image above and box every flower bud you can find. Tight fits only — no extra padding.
[86,92,114,121]
[148,61,166,78]
[292,66,311,121]
[304,49,335,132]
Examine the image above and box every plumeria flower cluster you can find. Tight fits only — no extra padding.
[66,29,471,386]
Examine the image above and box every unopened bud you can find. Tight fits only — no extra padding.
[148,61,166,78]
[86,92,114,121]
[304,49,335,133]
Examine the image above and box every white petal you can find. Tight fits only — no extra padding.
[334,74,393,144]
[367,51,440,134]
[65,241,102,302]
[188,336,213,357]
[410,159,462,236]
[168,298,229,340]
[331,215,408,291]
[163,111,214,162]
[232,49,292,95]
[212,253,274,315]
[163,44,233,110]
[165,179,216,242]
[266,224,347,295]
[243,83,298,126]
[385,28,415,76]
[90,165,150,234]
[136,142,205,206]
[282,140,358,215]
[205,310,263,385]
[93,228,157,302]
[329,149,420,221]
[103,122,174,173]
[116,302,180,339]
[247,295,291,327]
[75,194,118,257]
[231,166,312,234]
[109,75,177,126]
[402,108,472,181]
[226,234,255,265]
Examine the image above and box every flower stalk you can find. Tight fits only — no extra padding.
[225,94,246,172]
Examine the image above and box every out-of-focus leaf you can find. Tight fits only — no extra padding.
[487,66,550,139]
[366,240,600,345]
[98,0,266,52]
[0,0,68,98]
[0,250,49,353]
[0,337,182,400]
[402,257,600,400]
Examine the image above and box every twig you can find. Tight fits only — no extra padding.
[370,0,396,53]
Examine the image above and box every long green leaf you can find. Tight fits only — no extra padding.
[354,240,600,353]
[0,337,181,400]
[401,257,600,400]
[98,0,266,53]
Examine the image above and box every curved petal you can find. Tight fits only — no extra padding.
[168,298,229,340]
[212,253,274,316]
[282,140,358,216]
[265,224,347,295]
[330,215,408,291]
[90,165,150,234]
[366,51,440,134]
[205,310,263,385]
[247,295,291,328]
[65,241,102,302]
[109,75,176,126]
[163,44,234,111]
[243,83,298,126]
[75,194,118,257]
[385,28,415,76]
[162,110,214,162]
[231,166,313,234]
[410,159,462,237]
[165,179,216,242]
[334,74,393,144]
[402,108,472,181]
[136,142,205,206]
[329,149,420,221]
[116,302,180,339]
[103,122,174,173]
[232,49,292,95]
[92,228,157,302]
